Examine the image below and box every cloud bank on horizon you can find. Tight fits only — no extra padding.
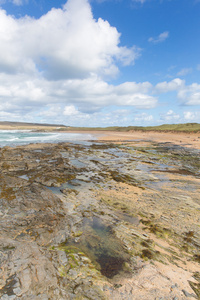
[0,0,199,126]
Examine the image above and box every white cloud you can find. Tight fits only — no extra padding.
[0,111,20,121]
[38,106,135,127]
[0,0,154,124]
[52,76,157,110]
[116,93,156,108]
[116,81,152,94]
[0,0,199,127]
[183,111,199,121]
[0,72,157,120]
[177,68,192,77]
[115,46,141,66]
[160,110,180,122]
[39,105,63,118]
[134,113,153,123]
[177,83,200,105]
[148,31,169,44]
[154,79,200,106]
[0,0,139,80]
[64,105,79,116]
[155,78,184,93]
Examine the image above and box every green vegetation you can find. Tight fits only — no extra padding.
[67,123,200,133]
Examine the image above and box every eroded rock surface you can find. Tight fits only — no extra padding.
[0,141,199,299]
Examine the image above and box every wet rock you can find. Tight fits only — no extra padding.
[0,141,199,299]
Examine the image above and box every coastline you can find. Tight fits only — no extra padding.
[0,124,199,150]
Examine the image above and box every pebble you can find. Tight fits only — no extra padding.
[171,283,178,290]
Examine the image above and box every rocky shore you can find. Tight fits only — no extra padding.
[0,139,200,299]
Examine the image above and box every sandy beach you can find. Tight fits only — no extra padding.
[67,130,200,150]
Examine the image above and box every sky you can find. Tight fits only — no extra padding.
[0,0,199,127]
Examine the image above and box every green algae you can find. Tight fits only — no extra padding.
[100,195,130,213]
[140,249,161,260]
[0,185,16,201]
[193,254,200,263]
[140,219,172,239]
[184,231,195,243]
[2,246,15,251]
[109,170,139,187]
[68,253,79,266]
[73,231,83,237]
[140,239,154,248]
[58,265,68,277]
[58,244,80,254]
[188,280,200,298]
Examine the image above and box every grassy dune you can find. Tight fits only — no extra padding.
[0,122,199,133]
[67,123,200,133]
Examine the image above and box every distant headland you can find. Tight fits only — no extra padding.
[0,121,67,131]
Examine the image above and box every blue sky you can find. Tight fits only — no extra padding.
[0,0,199,127]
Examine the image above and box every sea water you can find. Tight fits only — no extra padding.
[0,130,95,147]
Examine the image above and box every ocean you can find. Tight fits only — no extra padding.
[0,130,95,147]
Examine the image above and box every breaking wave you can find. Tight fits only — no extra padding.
[0,130,95,147]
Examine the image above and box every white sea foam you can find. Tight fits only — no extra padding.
[0,130,95,147]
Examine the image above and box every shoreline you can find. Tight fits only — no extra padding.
[0,129,199,150]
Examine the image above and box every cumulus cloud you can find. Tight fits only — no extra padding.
[154,78,200,106]
[0,0,198,127]
[134,113,153,123]
[155,78,184,93]
[148,31,169,44]
[39,106,134,127]
[183,111,199,121]
[64,105,79,116]
[0,0,156,124]
[116,81,152,94]
[0,0,140,80]
[177,83,200,105]
[160,110,180,122]
[44,76,157,111]
[0,72,157,120]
